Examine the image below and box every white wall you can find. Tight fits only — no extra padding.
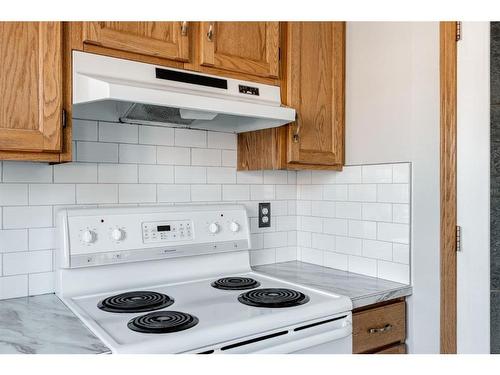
[346,22,440,353]
[457,22,490,353]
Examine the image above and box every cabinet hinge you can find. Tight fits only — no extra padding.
[456,225,462,252]
[456,21,462,42]
[278,47,281,61]
[62,109,67,128]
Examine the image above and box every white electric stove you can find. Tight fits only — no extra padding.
[55,204,352,354]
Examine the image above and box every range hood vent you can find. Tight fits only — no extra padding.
[72,51,295,133]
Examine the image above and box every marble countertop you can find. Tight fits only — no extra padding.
[253,261,412,309]
[0,294,109,354]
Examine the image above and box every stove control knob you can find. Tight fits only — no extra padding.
[208,222,220,234]
[111,228,125,242]
[81,230,96,244]
[229,221,240,233]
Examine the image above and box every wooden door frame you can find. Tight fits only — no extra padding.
[440,21,458,354]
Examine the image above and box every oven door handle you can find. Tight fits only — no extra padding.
[251,323,352,354]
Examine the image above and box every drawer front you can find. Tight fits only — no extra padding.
[353,301,406,353]
[375,343,406,354]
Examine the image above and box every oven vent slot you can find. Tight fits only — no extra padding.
[197,349,215,354]
[293,315,347,332]
[220,330,288,351]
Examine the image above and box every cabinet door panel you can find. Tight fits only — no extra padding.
[200,22,279,78]
[286,22,345,166]
[83,22,190,62]
[0,22,62,152]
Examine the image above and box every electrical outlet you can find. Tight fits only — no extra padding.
[258,202,271,228]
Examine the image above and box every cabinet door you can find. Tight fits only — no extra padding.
[0,22,62,152]
[199,22,279,79]
[82,22,190,62]
[286,22,345,166]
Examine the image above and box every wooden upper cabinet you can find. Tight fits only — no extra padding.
[199,22,280,79]
[0,22,63,153]
[82,22,190,62]
[237,22,345,171]
[285,22,345,167]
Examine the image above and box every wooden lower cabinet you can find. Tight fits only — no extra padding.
[352,299,407,354]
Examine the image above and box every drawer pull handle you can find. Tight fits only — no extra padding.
[368,324,393,334]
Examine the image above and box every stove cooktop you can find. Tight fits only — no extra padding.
[64,271,351,353]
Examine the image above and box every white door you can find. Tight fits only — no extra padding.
[456,21,490,353]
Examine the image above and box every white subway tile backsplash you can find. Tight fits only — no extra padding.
[335,236,362,256]
[119,184,156,203]
[311,171,336,184]
[237,171,263,184]
[0,275,28,299]
[393,163,410,183]
[223,185,250,201]
[362,202,392,222]
[377,184,409,203]
[28,272,55,295]
[335,202,362,220]
[77,141,118,163]
[175,129,207,148]
[323,185,348,201]
[3,206,52,229]
[72,119,98,141]
[98,164,138,183]
[377,261,410,284]
[175,166,206,184]
[250,185,275,200]
[0,229,28,253]
[393,243,410,264]
[335,166,361,184]
[157,184,191,202]
[221,150,237,167]
[76,184,118,204]
[139,126,174,146]
[138,165,174,184]
[377,222,410,244]
[119,144,156,164]
[348,255,377,277]
[157,146,190,165]
[29,184,75,205]
[263,171,288,185]
[207,167,236,184]
[2,162,52,183]
[393,204,410,223]
[54,163,97,183]
[0,120,411,301]
[99,122,138,143]
[0,184,28,206]
[348,184,377,202]
[207,132,236,149]
[191,185,221,202]
[323,218,348,236]
[362,240,393,261]
[28,228,56,251]
[2,250,52,276]
[324,252,348,271]
[264,232,288,248]
[348,220,377,240]
[191,149,221,166]
[362,164,392,183]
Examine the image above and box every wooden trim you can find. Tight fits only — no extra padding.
[440,21,458,354]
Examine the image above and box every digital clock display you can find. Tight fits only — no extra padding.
[157,225,171,232]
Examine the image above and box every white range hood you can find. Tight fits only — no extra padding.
[72,51,296,133]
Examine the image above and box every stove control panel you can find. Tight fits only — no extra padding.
[57,204,250,268]
[142,220,193,243]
